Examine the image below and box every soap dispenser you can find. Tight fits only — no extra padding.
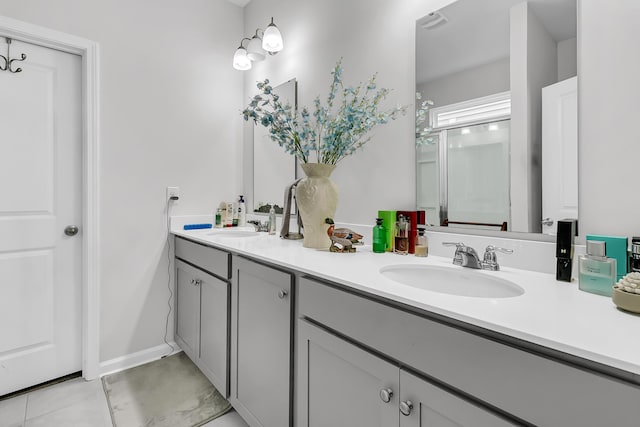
[238,195,246,227]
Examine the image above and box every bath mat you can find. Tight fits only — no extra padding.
[102,352,231,427]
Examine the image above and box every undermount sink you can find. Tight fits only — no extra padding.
[379,264,524,298]
[206,228,258,238]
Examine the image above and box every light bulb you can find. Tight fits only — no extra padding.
[262,18,283,53]
[233,47,251,70]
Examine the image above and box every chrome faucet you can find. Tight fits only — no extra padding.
[443,242,513,270]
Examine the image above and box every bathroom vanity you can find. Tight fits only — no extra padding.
[172,227,640,427]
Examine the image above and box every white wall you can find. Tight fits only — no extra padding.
[243,0,640,242]
[579,0,640,237]
[242,0,455,226]
[510,2,558,233]
[417,58,510,107]
[558,37,577,81]
[0,0,244,362]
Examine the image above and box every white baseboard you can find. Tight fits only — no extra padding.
[99,342,181,377]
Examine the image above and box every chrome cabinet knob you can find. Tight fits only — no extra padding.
[379,388,393,403]
[400,400,413,416]
[64,225,79,236]
[541,217,554,227]
[278,289,288,299]
[190,279,201,286]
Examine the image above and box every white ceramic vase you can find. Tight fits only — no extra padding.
[296,163,338,249]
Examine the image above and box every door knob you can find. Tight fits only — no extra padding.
[379,388,393,403]
[400,400,413,416]
[541,218,554,227]
[64,225,79,236]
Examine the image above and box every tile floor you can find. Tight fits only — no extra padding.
[0,377,248,427]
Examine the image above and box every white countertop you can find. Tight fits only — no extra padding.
[172,225,640,377]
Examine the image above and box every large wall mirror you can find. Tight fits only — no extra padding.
[416,0,577,236]
[253,78,297,213]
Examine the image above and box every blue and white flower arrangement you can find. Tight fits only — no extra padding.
[242,59,407,166]
[415,92,435,146]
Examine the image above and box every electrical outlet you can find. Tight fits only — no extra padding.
[167,186,180,202]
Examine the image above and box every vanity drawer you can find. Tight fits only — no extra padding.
[175,236,230,280]
[298,276,640,426]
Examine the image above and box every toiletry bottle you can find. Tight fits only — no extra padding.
[372,218,386,254]
[215,208,222,228]
[218,202,227,227]
[415,226,428,257]
[232,202,239,227]
[225,202,234,227]
[394,215,409,255]
[579,240,617,297]
[268,204,276,235]
[630,237,640,273]
[238,195,246,227]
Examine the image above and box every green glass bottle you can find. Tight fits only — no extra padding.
[373,218,387,253]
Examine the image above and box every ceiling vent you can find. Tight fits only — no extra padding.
[419,11,448,30]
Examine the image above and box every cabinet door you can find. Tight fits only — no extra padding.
[399,369,515,427]
[175,259,200,361]
[231,257,293,427]
[199,272,229,397]
[297,320,399,427]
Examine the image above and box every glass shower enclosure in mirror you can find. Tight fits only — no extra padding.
[253,78,297,214]
[416,0,577,235]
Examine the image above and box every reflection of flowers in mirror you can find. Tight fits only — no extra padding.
[416,92,435,146]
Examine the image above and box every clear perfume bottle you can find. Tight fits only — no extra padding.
[415,226,428,257]
[394,215,409,255]
[579,240,617,297]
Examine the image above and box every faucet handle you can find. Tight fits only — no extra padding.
[482,245,513,270]
[443,242,466,266]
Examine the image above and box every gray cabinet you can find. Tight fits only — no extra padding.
[398,369,513,427]
[175,259,200,360]
[297,320,398,427]
[175,237,230,397]
[297,319,513,427]
[298,276,640,426]
[231,256,293,427]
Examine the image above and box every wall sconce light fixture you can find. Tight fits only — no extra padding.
[233,17,283,70]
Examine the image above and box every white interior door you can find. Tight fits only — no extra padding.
[542,77,578,235]
[0,38,82,396]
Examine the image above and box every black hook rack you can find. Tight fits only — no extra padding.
[0,38,27,73]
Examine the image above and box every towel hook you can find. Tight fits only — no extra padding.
[0,38,27,73]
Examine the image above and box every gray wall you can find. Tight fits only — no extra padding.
[417,58,510,107]
[0,0,244,363]
[558,37,577,81]
[580,0,640,236]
